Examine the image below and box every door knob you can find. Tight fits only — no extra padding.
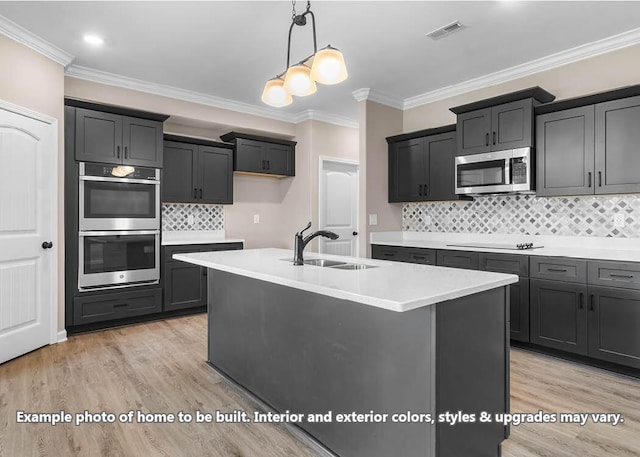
[42,241,53,249]
[352,231,358,236]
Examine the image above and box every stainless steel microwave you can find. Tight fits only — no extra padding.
[79,162,160,231]
[455,148,534,195]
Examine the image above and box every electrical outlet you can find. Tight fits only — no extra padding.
[424,215,431,226]
[187,214,195,225]
[253,214,260,224]
[613,214,625,228]
[369,214,378,226]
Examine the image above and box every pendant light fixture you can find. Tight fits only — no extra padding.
[261,0,348,108]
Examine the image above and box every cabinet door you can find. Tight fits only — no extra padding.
[595,95,640,194]
[436,250,479,270]
[162,141,198,203]
[235,138,266,173]
[122,117,163,168]
[509,279,530,343]
[75,108,122,164]
[530,279,587,355]
[388,138,425,202]
[265,143,294,176]
[491,99,533,151]
[536,106,595,196]
[164,261,207,311]
[425,132,456,201]
[456,108,491,156]
[199,146,233,204]
[588,286,640,368]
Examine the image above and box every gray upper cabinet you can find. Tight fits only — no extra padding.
[536,88,640,197]
[162,136,233,204]
[595,95,640,194]
[74,107,164,168]
[387,127,457,202]
[536,106,595,196]
[220,132,296,177]
[456,99,533,156]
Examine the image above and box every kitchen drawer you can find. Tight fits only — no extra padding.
[404,248,436,265]
[371,245,405,262]
[436,250,479,270]
[479,252,529,277]
[588,260,640,290]
[73,288,162,325]
[530,256,587,283]
[163,242,243,263]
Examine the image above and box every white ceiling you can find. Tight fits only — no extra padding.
[1,1,640,125]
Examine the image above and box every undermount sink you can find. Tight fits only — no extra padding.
[302,259,347,267]
[330,263,378,270]
[281,258,378,270]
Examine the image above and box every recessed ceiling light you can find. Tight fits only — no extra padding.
[83,35,104,46]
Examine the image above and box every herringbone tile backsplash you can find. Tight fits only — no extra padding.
[162,204,224,231]
[403,195,640,238]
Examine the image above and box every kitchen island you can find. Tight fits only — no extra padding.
[174,248,518,457]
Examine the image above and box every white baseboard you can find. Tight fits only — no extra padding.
[57,330,68,343]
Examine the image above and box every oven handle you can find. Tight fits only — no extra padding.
[79,230,160,237]
[79,175,160,185]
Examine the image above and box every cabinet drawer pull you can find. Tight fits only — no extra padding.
[117,145,121,159]
[424,183,429,196]
[598,171,602,187]
[610,274,634,279]
[419,185,423,196]
[194,188,198,199]
[124,146,128,159]
[492,131,496,145]
[266,160,270,170]
[485,133,489,147]
[383,253,395,257]
[262,160,266,170]
[589,294,595,311]
[113,303,128,308]
[547,268,568,272]
[199,188,203,199]
[578,292,584,309]
[413,256,425,260]
[588,172,592,188]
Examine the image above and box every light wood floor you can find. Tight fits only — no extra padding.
[0,314,638,457]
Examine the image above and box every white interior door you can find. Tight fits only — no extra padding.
[319,158,359,256]
[0,102,56,364]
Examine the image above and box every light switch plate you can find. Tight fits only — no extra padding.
[253,214,260,224]
[369,214,378,226]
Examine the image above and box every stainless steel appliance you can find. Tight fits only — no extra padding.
[78,230,160,290]
[455,147,533,195]
[79,162,160,231]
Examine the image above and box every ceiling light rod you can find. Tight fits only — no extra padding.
[261,0,348,108]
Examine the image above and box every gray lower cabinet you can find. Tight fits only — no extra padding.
[163,242,243,312]
[479,252,530,343]
[588,286,640,368]
[73,288,163,326]
[530,278,588,355]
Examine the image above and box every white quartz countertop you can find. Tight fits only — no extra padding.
[162,230,244,246]
[173,248,517,313]
[371,232,640,262]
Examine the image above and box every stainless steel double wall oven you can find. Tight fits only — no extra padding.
[78,163,161,290]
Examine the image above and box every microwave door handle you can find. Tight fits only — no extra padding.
[504,159,511,185]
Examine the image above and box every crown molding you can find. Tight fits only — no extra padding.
[294,109,359,129]
[352,88,404,110]
[66,65,358,128]
[0,14,74,67]
[404,27,640,110]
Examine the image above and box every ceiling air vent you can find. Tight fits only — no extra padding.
[426,21,465,40]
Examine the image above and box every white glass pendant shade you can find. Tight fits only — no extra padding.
[310,46,348,85]
[261,78,293,107]
[283,64,317,97]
